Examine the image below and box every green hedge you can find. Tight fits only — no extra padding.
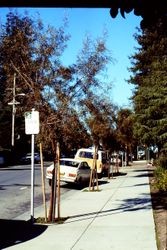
[154,166,167,191]
[158,155,167,169]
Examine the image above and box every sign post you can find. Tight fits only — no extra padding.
[25,108,39,223]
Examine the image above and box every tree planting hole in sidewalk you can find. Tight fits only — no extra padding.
[35,216,69,224]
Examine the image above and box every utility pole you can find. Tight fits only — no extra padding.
[11,73,18,147]
[8,73,25,147]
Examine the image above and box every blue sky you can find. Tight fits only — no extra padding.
[0,7,142,108]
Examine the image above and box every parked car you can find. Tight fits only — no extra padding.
[46,158,91,186]
[0,153,5,166]
[75,147,109,175]
[0,150,12,167]
[20,152,41,164]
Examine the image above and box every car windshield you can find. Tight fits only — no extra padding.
[78,151,99,159]
[60,160,79,168]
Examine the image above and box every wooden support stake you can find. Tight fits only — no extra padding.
[89,145,99,191]
[56,142,60,219]
[40,142,47,222]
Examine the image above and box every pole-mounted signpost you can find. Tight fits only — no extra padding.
[25,108,40,223]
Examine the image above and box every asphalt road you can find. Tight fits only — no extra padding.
[0,163,81,220]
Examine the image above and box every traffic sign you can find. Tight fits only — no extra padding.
[25,109,40,135]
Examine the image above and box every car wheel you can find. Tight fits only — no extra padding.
[77,177,83,185]
[97,173,102,179]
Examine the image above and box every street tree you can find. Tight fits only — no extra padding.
[40,31,114,154]
[71,33,116,149]
[0,10,36,153]
[116,108,136,164]
[84,95,118,151]
[0,10,72,154]
[128,15,167,154]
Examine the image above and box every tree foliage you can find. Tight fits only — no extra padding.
[0,10,116,157]
[116,108,136,157]
[128,16,167,153]
[84,95,118,149]
[0,11,36,151]
[109,0,167,29]
[0,10,81,154]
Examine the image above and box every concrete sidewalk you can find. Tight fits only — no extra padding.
[6,161,157,250]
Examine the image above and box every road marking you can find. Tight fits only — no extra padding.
[20,187,28,190]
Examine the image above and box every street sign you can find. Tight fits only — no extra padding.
[25,109,40,135]
[24,109,40,222]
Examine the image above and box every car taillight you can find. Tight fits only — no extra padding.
[68,173,76,177]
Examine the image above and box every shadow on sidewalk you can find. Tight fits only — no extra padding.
[0,219,48,249]
[65,194,152,224]
[133,169,154,178]
[107,172,127,179]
